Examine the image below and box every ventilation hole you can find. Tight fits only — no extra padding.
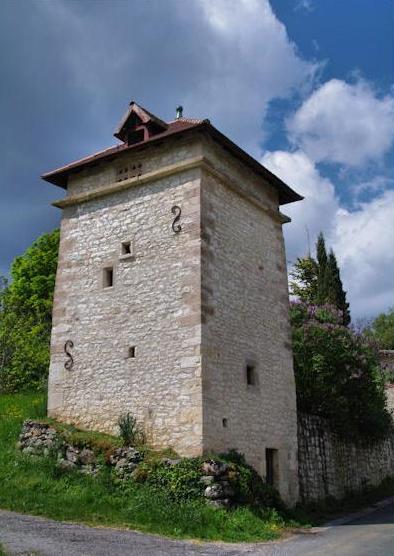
[222,418,228,428]
[121,241,132,255]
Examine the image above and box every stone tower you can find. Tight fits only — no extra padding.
[43,102,302,505]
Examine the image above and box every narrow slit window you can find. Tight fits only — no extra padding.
[265,448,278,487]
[103,267,114,288]
[222,418,228,428]
[128,346,136,358]
[246,364,256,385]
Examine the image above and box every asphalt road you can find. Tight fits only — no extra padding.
[0,501,393,556]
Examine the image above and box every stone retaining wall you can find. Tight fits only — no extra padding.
[298,414,394,503]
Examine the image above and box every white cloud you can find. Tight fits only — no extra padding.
[333,191,394,317]
[287,79,394,167]
[37,0,318,156]
[261,150,339,261]
[262,150,394,318]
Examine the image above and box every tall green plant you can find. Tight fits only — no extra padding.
[290,232,350,325]
[0,229,59,392]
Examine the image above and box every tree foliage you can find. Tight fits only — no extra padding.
[290,301,391,441]
[290,232,350,325]
[365,308,394,350]
[0,229,59,392]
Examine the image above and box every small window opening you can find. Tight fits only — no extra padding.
[246,364,256,385]
[265,448,278,487]
[222,418,228,428]
[128,346,136,358]
[103,267,114,288]
[121,241,132,255]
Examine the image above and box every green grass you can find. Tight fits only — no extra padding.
[0,392,287,542]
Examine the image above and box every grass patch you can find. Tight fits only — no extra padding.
[0,392,289,542]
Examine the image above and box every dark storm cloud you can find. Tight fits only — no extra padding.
[0,0,313,275]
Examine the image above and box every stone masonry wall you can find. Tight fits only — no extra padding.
[48,132,300,504]
[48,139,204,457]
[298,414,394,503]
[199,150,299,506]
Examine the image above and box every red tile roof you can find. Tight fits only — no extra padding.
[42,115,302,205]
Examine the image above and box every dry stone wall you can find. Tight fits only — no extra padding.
[298,414,394,503]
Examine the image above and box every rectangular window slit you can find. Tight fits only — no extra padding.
[246,364,256,385]
[222,418,228,428]
[265,448,278,487]
[128,346,136,358]
[103,267,114,288]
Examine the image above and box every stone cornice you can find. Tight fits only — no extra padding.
[53,155,290,224]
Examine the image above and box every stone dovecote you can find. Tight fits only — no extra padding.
[42,102,302,505]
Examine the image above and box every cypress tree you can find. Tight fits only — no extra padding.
[327,250,351,325]
[316,232,328,304]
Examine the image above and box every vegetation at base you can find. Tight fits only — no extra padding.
[292,477,394,526]
[290,232,350,325]
[118,412,145,446]
[0,230,59,393]
[0,392,293,542]
[290,301,392,441]
[364,307,394,351]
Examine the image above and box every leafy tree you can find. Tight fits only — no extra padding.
[366,308,394,350]
[289,257,318,303]
[290,301,391,441]
[290,232,350,325]
[0,229,59,392]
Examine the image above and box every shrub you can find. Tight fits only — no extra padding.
[141,457,204,501]
[290,301,392,441]
[118,413,144,446]
[0,230,59,392]
[219,451,284,511]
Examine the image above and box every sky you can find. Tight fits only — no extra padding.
[0,0,393,320]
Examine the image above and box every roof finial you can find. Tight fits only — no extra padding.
[176,105,183,119]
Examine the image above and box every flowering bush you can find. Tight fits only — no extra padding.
[290,301,392,441]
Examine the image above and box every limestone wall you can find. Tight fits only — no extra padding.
[200,158,299,506]
[48,132,299,504]
[298,414,394,503]
[48,143,204,456]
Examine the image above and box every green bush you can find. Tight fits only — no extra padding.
[220,450,284,511]
[130,450,283,512]
[290,301,392,441]
[0,230,59,392]
[118,413,144,446]
[140,457,204,501]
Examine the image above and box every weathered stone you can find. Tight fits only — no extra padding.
[65,446,79,464]
[199,475,214,486]
[161,458,181,466]
[79,448,95,465]
[202,460,228,477]
[57,459,77,472]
